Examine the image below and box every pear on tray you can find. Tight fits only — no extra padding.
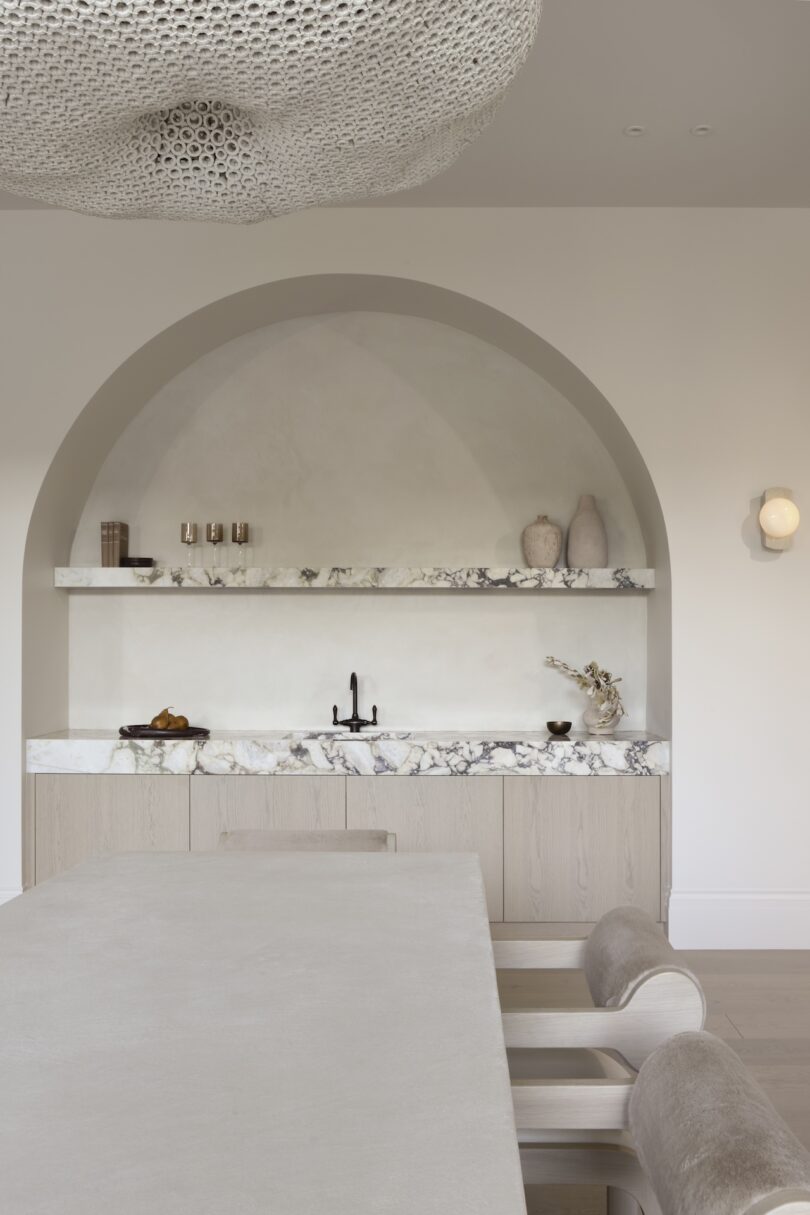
[149,708,190,731]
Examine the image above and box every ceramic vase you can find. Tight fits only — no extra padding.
[521,515,562,567]
[583,698,621,736]
[567,494,608,567]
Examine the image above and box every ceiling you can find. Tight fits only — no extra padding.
[3,0,810,212]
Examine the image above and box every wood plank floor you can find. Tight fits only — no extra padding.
[498,950,810,1214]
[684,951,810,1149]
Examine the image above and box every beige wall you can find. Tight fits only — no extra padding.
[2,207,809,946]
[68,311,647,731]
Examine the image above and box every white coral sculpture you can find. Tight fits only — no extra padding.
[546,656,626,728]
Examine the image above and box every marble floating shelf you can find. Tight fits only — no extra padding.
[54,566,655,591]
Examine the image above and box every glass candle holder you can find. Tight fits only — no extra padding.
[232,521,250,569]
[180,522,198,567]
[206,522,223,565]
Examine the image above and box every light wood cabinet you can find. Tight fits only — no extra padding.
[35,774,189,884]
[33,773,663,922]
[190,776,346,849]
[504,777,660,922]
[347,776,504,920]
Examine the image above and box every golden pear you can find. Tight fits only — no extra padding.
[150,708,172,730]
[172,715,190,730]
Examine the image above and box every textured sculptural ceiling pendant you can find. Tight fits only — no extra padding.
[0,0,541,223]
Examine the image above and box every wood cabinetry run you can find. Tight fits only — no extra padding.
[33,774,663,923]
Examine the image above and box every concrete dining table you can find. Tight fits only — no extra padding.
[0,850,527,1214]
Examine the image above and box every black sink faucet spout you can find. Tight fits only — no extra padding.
[333,672,378,734]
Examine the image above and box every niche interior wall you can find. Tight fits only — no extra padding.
[21,275,672,879]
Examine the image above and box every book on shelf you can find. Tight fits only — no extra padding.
[100,522,129,567]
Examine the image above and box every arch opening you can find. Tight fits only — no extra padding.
[22,273,671,755]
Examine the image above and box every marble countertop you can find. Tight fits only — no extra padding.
[27,730,670,777]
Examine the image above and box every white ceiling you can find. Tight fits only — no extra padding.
[3,0,810,212]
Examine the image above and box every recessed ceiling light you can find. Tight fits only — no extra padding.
[623,124,647,138]
[690,124,714,137]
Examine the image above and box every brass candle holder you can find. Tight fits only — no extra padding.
[206,522,223,564]
[180,522,198,567]
[232,522,250,569]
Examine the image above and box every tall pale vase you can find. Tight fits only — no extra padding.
[567,494,608,567]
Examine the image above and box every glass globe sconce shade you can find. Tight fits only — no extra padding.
[759,489,800,551]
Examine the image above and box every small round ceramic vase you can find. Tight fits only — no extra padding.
[521,515,562,567]
[583,699,621,736]
[567,494,608,567]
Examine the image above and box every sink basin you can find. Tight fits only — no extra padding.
[319,729,387,741]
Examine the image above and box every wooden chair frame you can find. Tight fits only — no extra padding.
[218,828,397,852]
[520,1143,660,1215]
[494,938,705,1071]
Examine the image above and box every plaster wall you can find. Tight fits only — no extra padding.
[68,312,646,732]
[3,207,809,946]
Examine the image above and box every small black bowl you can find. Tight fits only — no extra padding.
[546,720,572,737]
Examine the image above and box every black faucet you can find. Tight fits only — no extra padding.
[333,672,378,734]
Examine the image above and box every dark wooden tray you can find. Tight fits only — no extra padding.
[119,724,210,740]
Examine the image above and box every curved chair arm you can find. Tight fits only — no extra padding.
[630,1031,810,1215]
[584,906,706,1023]
[503,967,705,1070]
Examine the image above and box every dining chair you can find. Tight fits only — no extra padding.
[496,906,706,1071]
[498,906,706,1215]
[218,828,397,852]
[520,1031,810,1215]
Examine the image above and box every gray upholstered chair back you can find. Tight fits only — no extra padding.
[584,906,706,1017]
[630,1031,810,1215]
[218,828,397,852]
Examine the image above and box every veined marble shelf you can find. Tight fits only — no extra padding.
[54,566,655,591]
[27,730,670,777]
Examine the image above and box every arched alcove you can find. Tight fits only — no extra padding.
[22,275,670,749]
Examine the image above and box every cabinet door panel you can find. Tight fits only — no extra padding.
[504,777,660,922]
[35,775,189,884]
[190,776,346,849]
[347,777,503,921]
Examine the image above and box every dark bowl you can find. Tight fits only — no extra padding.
[546,720,572,737]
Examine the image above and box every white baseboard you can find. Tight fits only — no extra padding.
[669,890,810,949]
[0,887,22,906]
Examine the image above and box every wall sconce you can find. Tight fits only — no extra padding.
[759,488,800,551]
